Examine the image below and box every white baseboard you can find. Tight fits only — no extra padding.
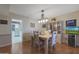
[0,43,11,47]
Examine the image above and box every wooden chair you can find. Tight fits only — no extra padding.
[32,31,47,53]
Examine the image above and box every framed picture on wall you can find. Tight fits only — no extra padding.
[30,23,35,28]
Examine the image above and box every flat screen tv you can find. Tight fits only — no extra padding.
[66,19,76,26]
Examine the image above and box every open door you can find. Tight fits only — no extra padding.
[11,19,23,53]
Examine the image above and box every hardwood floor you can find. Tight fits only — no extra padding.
[0,41,79,54]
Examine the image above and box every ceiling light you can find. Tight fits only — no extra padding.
[38,10,48,23]
[38,21,41,23]
[46,19,48,22]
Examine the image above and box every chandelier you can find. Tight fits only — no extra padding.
[38,10,48,23]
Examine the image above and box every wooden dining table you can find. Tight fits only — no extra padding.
[39,34,52,54]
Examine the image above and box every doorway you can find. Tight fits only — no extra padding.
[11,19,23,53]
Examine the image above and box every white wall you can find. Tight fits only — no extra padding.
[0,5,9,16]
[0,34,11,47]
[9,13,40,41]
[0,5,11,47]
[0,12,39,47]
[0,15,11,47]
[9,13,39,33]
[0,5,39,47]
[0,5,10,35]
[0,15,9,35]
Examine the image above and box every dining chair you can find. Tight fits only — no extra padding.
[33,32,47,53]
[31,31,39,47]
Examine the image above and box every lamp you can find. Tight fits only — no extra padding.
[38,10,48,23]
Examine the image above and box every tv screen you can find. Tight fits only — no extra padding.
[66,19,76,26]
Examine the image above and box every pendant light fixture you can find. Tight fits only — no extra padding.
[38,10,48,23]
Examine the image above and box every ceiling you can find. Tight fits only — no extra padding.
[0,4,79,19]
[0,4,9,16]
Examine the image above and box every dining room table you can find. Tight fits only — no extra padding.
[39,34,52,54]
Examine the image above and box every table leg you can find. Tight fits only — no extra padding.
[45,39,48,54]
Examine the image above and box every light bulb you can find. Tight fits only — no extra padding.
[38,21,41,23]
[42,20,45,23]
[46,19,48,22]
[41,20,42,23]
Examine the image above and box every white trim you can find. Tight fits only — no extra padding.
[75,35,76,48]
[12,19,22,22]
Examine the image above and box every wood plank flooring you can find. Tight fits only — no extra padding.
[0,41,79,54]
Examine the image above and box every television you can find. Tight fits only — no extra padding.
[66,19,76,26]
